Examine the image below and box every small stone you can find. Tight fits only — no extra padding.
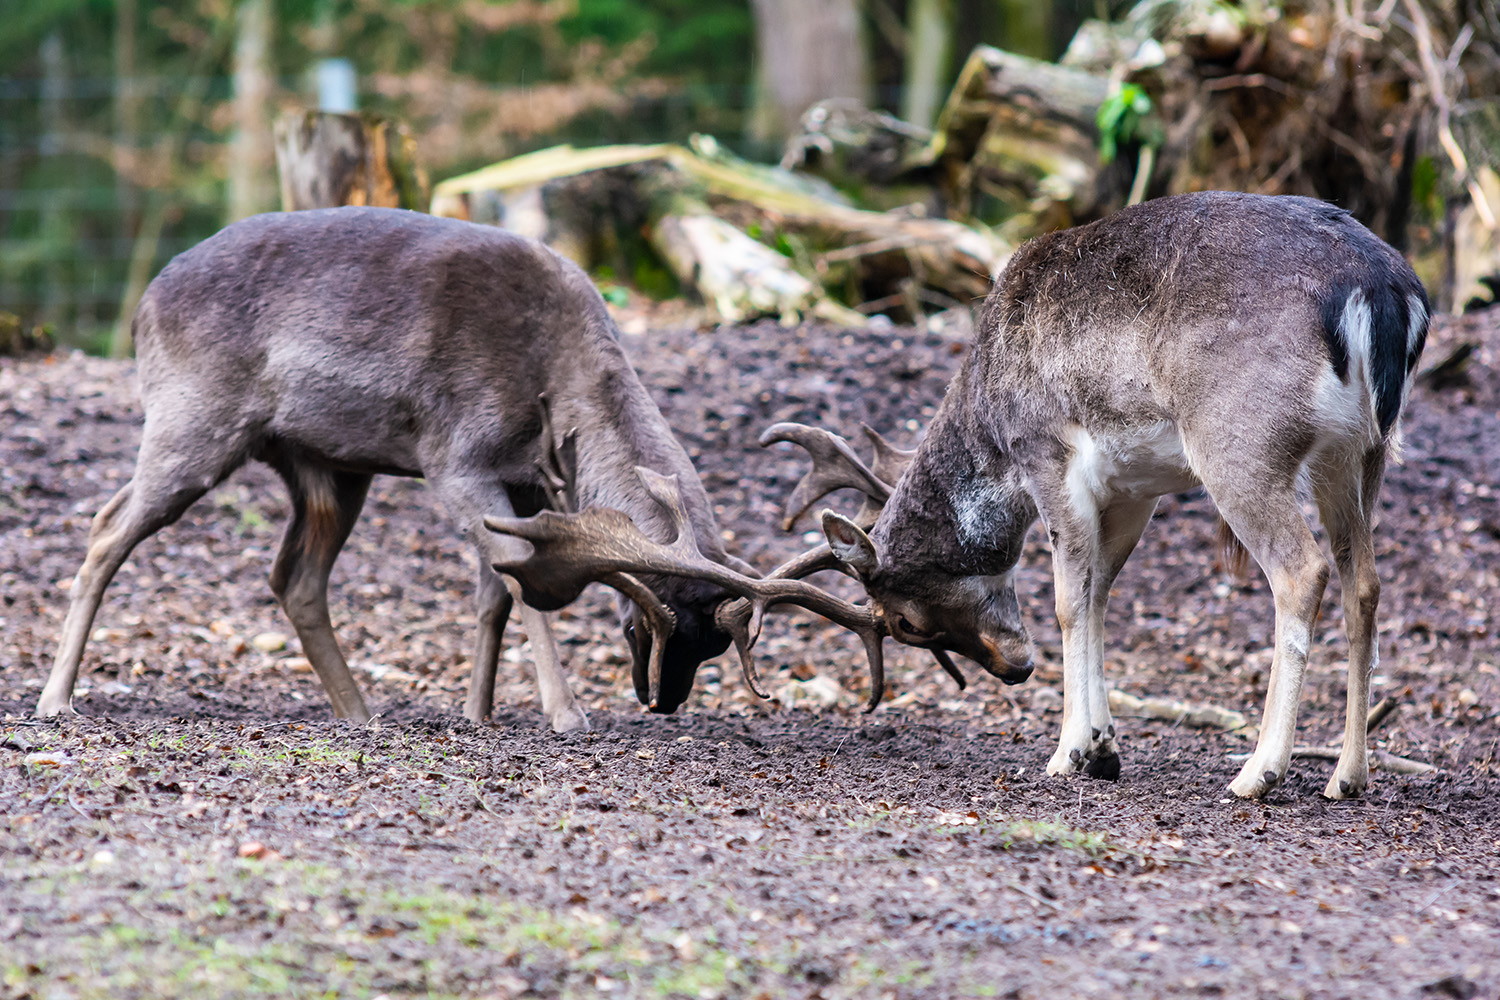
[23,751,70,769]
[251,632,288,653]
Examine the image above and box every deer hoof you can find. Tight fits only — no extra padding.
[1324,772,1366,800]
[1046,744,1086,776]
[1228,758,1284,799]
[549,706,590,735]
[34,695,76,719]
[1085,751,1121,782]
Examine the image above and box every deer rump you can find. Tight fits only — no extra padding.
[36,207,737,728]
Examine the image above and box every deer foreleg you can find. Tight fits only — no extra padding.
[515,596,588,734]
[464,565,513,723]
[1046,545,1104,777]
[1043,496,1156,779]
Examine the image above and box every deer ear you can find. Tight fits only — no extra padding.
[820,510,879,578]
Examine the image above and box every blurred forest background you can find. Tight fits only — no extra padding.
[1,0,1497,352]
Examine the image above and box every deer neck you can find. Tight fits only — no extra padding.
[552,344,728,565]
[873,394,1036,578]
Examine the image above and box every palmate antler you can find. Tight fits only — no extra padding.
[484,467,893,711]
[760,420,969,692]
[529,395,680,710]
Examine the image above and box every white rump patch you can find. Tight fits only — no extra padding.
[1314,287,1383,450]
[1338,289,1373,389]
[1406,293,1427,360]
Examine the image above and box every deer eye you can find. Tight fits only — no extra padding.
[896,615,935,640]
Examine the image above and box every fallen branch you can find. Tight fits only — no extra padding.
[1365,695,1400,734]
[1107,690,1249,732]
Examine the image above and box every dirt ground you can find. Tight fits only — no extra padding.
[2,303,1499,1000]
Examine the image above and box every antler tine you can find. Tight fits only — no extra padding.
[536,392,580,516]
[599,571,675,709]
[930,647,967,691]
[483,500,890,708]
[759,422,891,531]
[862,628,886,713]
[859,423,916,489]
[633,466,708,563]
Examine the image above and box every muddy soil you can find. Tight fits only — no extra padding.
[2,306,1499,1000]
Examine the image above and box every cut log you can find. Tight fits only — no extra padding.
[431,140,1008,324]
[273,109,429,211]
[917,45,1115,224]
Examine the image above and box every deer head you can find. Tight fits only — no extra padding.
[532,394,733,714]
[819,507,1034,686]
[759,421,974,690]
[486,467,892,711]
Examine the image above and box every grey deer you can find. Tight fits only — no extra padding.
[36,206,750,730]
[491,192,1430,801]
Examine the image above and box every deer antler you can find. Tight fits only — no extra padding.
[535,392,579,517]
[532,394,677,708]
[759,420,965,692]
[859,423,917,489]
[759,422,892,531]
[484,468,892,711]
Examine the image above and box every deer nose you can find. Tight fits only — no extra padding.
[979,635,1034,685]
[998,660,1034,685]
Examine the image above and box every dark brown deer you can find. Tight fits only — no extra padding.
[488,192,1430,800]
[36,207,750,730]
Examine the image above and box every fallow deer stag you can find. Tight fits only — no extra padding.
[492,192,1430,801]
[35,207,748,730]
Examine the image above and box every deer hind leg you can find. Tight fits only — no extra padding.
[37,425,242,717]
[1312,447,1386,799]
[1211,482,1329,799]
[267,463,373,722]
[1043,495,1158,779]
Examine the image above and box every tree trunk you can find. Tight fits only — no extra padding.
[228,0,274,222]
[901,0,954,132]
[114,0,141,245]
[749,0,872,144]
[273,110,429,211]
[39,32,69,333]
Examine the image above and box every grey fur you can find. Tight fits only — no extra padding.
[825,192,1429,800]
[36,207,732,728]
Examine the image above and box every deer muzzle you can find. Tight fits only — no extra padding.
[977,634,1034,685]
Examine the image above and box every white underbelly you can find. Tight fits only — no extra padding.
[1065,421,1199,508]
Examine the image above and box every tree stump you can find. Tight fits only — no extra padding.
[273,110,429,211]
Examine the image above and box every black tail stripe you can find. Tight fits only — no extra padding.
[1319,268,1430,436]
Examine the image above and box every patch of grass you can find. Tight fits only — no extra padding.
[986,817,1115,857]
[4,856,764,999]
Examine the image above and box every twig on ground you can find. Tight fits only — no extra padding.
[67,787,95,820]
[1108,690,1249,732]
[1365,696,1400,734]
